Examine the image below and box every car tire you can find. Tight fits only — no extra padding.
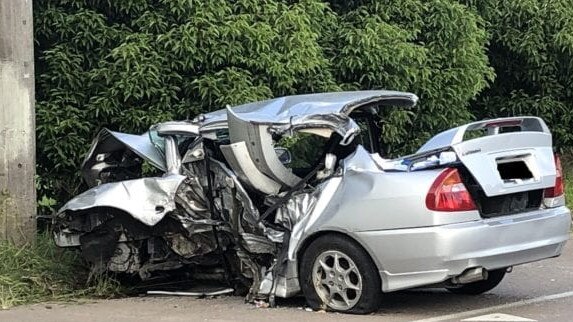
[446,269,506,295]
[299,234,381,314]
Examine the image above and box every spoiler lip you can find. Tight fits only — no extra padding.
[417,116,550,154]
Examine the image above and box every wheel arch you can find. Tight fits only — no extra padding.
[295,230,384,276]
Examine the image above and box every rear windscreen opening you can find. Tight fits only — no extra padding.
[497,160,533,181]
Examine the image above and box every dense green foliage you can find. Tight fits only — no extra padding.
[461,0,573,150]
[33,0,571,205]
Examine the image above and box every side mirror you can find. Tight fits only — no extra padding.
[274,147,292,165]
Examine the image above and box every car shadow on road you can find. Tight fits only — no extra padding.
[274,288,522,316]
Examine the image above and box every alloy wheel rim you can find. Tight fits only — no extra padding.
[312,250,363,310]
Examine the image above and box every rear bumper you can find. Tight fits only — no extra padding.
[355,206,571,292]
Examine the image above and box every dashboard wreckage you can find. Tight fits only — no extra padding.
[54,91,571,314]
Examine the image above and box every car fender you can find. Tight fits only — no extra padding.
[57,174,186,226]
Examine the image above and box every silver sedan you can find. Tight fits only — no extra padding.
[54,91,571,314]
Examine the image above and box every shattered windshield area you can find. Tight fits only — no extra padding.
[148,128,166,155]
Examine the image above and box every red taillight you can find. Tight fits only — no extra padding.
[484,119,523,128]
[426,168,477,212]
[544,154,564,198]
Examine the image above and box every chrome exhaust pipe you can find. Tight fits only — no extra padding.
[452,267,488,285]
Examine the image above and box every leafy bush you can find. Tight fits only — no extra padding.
[461,0,573,151]
[0,233,122,309]
[41,0,572,205]
[325,0,493,154]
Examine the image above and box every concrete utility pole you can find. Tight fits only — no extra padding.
[0,0,36,244]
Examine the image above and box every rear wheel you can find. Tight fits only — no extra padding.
[446,269,506,295]
[299,235,381,314]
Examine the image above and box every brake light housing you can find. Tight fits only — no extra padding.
[426,168,477,212]
[543,154,565,207]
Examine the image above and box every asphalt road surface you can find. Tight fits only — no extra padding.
[2,239,572,322]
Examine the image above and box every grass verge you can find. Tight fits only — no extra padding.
[0,232,123,309]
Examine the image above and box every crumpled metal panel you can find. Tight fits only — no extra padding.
[82,128,166,186]
[269,113,360,146]
[197,90,418,130]
[286,177,344,261]
[227,107,302,187]
[57,91,422,303]
[241,233,277,254]
[58,175,186,226]
[209,159,262,226]
[275,191,319,232]
[220,142,282,195]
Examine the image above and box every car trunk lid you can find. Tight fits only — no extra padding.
[418,117,556,197]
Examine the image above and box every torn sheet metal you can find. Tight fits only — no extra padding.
[197,90,418,130]
[58,175,186,226]
[209,158,262,226]
[227,107,302,188]
[82,129,166,186]
[268,113,360,146]
[219,142,282,195]
[275,191,319,232]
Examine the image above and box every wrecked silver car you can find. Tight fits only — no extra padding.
[54,91,571,313]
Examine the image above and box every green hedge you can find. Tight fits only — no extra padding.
[34,0,572,208]
[0,233,122,309]
[461,0,573,149]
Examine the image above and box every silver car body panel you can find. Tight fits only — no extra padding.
[59,175,186,226]
[196,90,418,132]
[82,129,167,186]
[227,107,303,187]
[153,121,200,137]
[219,142,282,195]
[357,206,570,291]
[83,129,166,170]
[418,117,555,196]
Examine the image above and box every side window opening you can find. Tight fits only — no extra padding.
[350,112,381,155]
[277,132,329,177]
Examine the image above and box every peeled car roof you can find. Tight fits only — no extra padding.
[198,90,418,128]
